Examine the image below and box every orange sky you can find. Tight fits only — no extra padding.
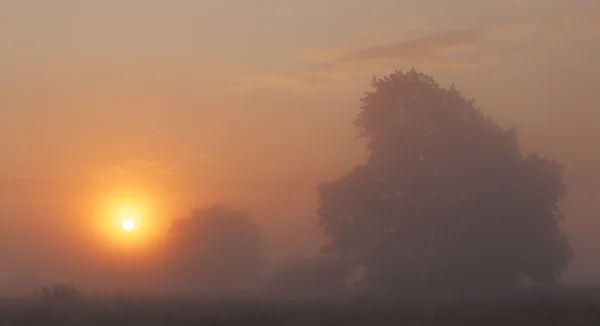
[1,0,600,294]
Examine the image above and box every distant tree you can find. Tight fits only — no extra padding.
[34,283,83,306]
[265,256,347,298]
[317,69,572,296]
[165,204,266,295]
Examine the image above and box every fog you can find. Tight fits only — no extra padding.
[1,0,600,298]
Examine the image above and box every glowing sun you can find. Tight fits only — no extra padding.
[122,219,135,232]
[114,205,141,233]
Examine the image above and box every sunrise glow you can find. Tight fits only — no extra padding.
[122,219,135,232]
[112,204,143,234]
[94,194,166,252]
[115,205,141,223]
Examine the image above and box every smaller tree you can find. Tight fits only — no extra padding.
[33,283,83,306]
[165,204,266,295]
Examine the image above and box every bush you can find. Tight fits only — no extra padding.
[33,283,84,306]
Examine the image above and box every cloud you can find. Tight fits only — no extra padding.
[87,160,182,181]
[230,14,600,93]
[339,29,484,63]
[488,16,600,42]
[229,29,485,92]
[124,160,181,176]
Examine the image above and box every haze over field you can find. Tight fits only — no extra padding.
[1,0,599,296]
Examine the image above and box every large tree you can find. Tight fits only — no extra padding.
[165,204,266,295]
[317,69,572,296]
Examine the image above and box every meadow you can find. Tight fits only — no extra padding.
[2,288,600,325]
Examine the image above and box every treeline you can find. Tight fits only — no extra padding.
[40,69,572,301]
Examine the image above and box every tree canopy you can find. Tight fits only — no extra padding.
[317,69,572,296]
[165,204,266,295]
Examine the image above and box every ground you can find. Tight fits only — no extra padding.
[1,288,600,325]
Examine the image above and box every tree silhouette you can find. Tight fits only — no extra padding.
[165,204,266,295]
[317,69,572,296]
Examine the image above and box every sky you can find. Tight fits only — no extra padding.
[1,0,600,294]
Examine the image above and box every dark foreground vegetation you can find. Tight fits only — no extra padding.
[2,289,600,326]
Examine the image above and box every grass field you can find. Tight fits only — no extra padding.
[1,290,600,325]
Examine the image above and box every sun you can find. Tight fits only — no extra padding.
[91,193,163,253]
[122,219,135,232]
[114,204,142,233]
